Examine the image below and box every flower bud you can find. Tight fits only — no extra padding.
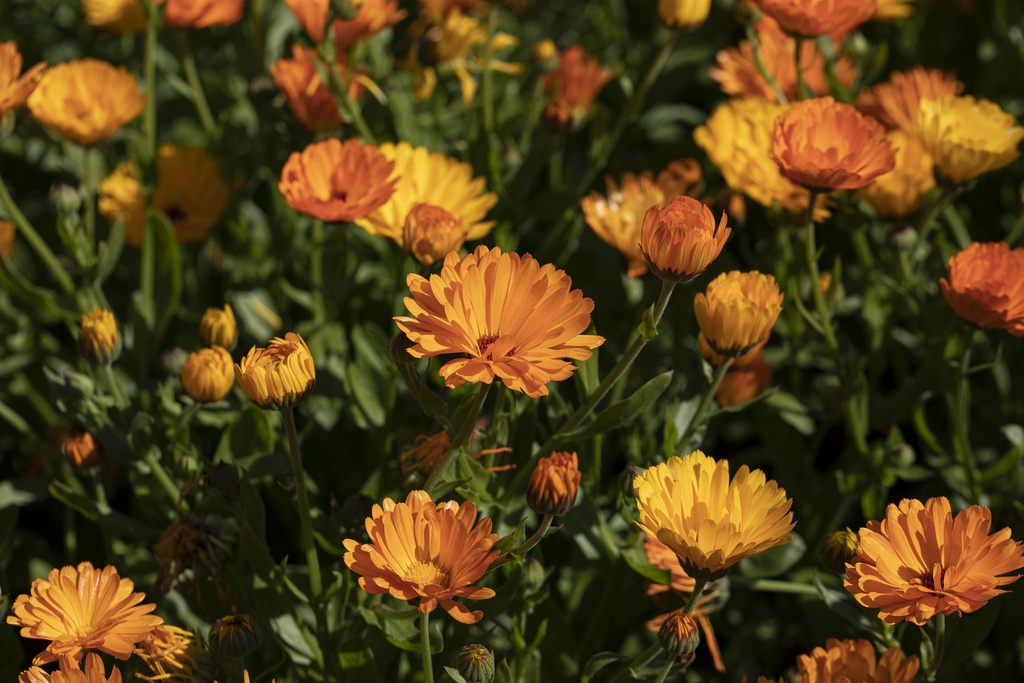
[532,39,558,65]
[235,332,315,410]
[389,332,417,365]
[639,196,731,283]
[403,203,467,266]
[78,307,121,366]
[715,353,773,408]
[456,644,495,683]
[618,465,644,497]
[208,614,260,658]
[694,271,784,358]
[199,304,238,351]
[819,528,859,575]
[658,611,700,658]
[521,557,546,595]
[527,452,581,517]
[50,183,82,216]
[180,346,235,403]
[658,0,711,31]
[162,347,189,376]
[63,431,102,470]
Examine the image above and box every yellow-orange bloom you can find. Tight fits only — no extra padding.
[152,145,231,244]
[772,97,895,191]
[395,245,605,398]
[271,45,354,133]
[160,0,246,29]
[402,203,466,266]
[181,347,235,403]
[751,0,874,37]
[917,96,1024,185]
[63,431,102,470]
[639,196,731,283]
[357,142,497,248]
[657,0,711,30]
[333,0,407,51]
[581,172,666,278]
[343,490,499,624]
[19,653,124,683]
[858,130,935,218]
[199,304,238,350]
[874,0,915,20]
[27,59,146,146]
[694,270,784,358]
[543,45,612,127]
[0,219,15,257]
[715,352,773,408]
[400,431,451,475]
[97,162,146,245]
[83,0,147,34]
[856,67,963,134]
[527,452,581,517]
[280,138,397,223]
[656,158,703,199]
[1,42,46,120]
[79,307,121,366]
[634,450,795,581]
[6,561,163,665]
[845,497,1024,625]
[284,0,329,43]
[940,241,1024,336]
[135,625,213,683]
[796,639,919,683]
[235,332,316,410]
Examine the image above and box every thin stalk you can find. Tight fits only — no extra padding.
[608,642,662,683]
[419,611,434,683]
[318,44,376,143]
[926,613,946,681]
[682,578,708,615]
[746,24,787,103]
[733,578,819,595]
[949,339,980,503]
[652,657,675,683]
[490,513,554,571]
[424,383,490,495]
[102,365,129,410]
[908,188,955,268]
[676,358,731,449]
[180,33,216,137]
[174,402,202,434]
[481,6,502,191]
[143,0,159,165]
[144,449,182,508]
[311,219,326,324]
[0,169,75,294]
[793,38,809,100]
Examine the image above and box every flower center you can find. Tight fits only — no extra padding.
[477,334,499,356]
[405,561,447,588]
[918,563,943,591]
[164,205,186,223]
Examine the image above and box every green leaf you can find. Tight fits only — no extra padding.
[621,543,671,585]
[49,481,160,540]
[444,667,468,683]
[941,604,1000,677]
[813,573,876,633]
[0,478,49,509]
[582,652,623,683]
[739,533,807,578]
[559,372,673,442]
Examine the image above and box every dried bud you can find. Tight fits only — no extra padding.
[819,528,860,575]
[527,451,581,517]
[63,431,102,469]
[207,614,260,658]
[456,644,495,683]
[658,611,700,658]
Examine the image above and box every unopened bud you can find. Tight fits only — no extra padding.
[456,644,495,683]
[78,308,122,366]
[819,528,859,575]
[390,332,417,365]
[208,614,260,658]
[527,452,580,517]
[50,183,82,215]
[658,611,700,659]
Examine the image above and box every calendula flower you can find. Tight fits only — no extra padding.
[79,307,121,366]
[658,612,700,658]
[694,271,784,357]
[279,138,398,222]
[635,451,795,581]
[857,67,963,134]
[356,142,497,248]
[152,145,231,244]
[0,219,15,257]
[845,497,1024,625]
[581,172,665,278]
[1,41,46,121]
[6,561,163,665]
[542,45,612,128]
[155,514,239,593]
[395,245,605,398]
[772,97,895,192]
[710,16,856,102]
[333,0,407,51]
[284,0,329,43]
[639,195,732,283]
[527,452,581,517]
[400,431,452,475]
[858,130,935,217]
[136,626,215,683]
[940,241,1024,336]
[199,304,237,350]
[180,347,235,403]
[694,98,828,220]
[27,59,146,146]
[343,490,499,623]
[715,351,773,407]
[657,0,711,30]
[402,203,466,266]
[83,0,147,34]
[161,0,246,29]
[97,162,146,244]
[207,615,260,658]
[874,0,916,20]
[456,644,495,683]
[917,96,1024,185]
[271,45,356,133]
[20,653,124,683]
[63,431,102,470]
[751,0,874,37]
[656,158,704,199]
[797,639,920,683]
[235,332,316,410]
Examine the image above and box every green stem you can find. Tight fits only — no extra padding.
[174,402,202,434]
[908,188,956,268]
[143,0,159,165]
[746,23,787,103]
[424,383,490,496]
[481,6,502,192]
[608,642,662,683]
[793,37,809,100]
[419,611,434,683]
[682,577,708,615]
[103,364,129,410]
[949,338,980,503]
[180,33,216,137]
[318,45,376,143]
[676,358,731,450]
[144,449,182,508]
[652,657,675,683]
[490,513,554,571]
[0,168,75,294]
[926,613,946,681]
[733,578,820,595]
[311,219,326,324]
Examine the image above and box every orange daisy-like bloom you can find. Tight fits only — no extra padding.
[271,45,362,133]
[333,0,407,51]
[19,653,124,683]
[857,129,935,218]
[6,561,163,665]
[856,67,963,134]
[580,172,666,278]
[751,0,874,37]
[917,96,1024,185]
[845,497,1024,626]
[796,639,919,683]
[940,241,1024,336]
[771,97,895,192]
[343,490,499,624]
[27,59,146,147]
[279,138,398,223]
[63,431,102,470]
[694,270,784,358]
[395,245,605,398]
[634,450,795,581]
[710,16,856,102]
[160,0,246,29]
[639,195,731,283]
[1,41,47,120]
[543,45,612,128]
[715,351,773,408]
[285,0,329,44]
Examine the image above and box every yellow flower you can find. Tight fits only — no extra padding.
[1,41,47,120]
[796,639,920,683]
[403,203,467,266]
[858,130,935,218]
[207,615,261,658]
[135,626,214,683]
[917,96,1024,185]
[357,142,498,249]
[97,162,146,244]
[27,59,146,146]
[532,38,558,65]
[6,561,163,665]
[199,304,238,350]
[395,245,605,398]
[856,67,963,134]
[634,450,795,581]
[284,0,329,43]
[83,0,147,34]
[235,332,316,410]
[79,307,121,366]
[180,347,234,403]
[694,270,784,358]
[639,195,731,282]
[658,0,711,30]
[874,0,915,20]
[580,172,666,278]
[0,218,15,257]
[343,490,499,623]
[63,431,102,470]
[161,0,246,29]
[527,452,581,517]
[152,145,231,244]
[19,653,124,683]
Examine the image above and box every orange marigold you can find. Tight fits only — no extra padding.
[694,270,784,358]
[152,145,231,244]
[940,241,1024,336]
[1,41,47,120]
[160,0,246,29]
[527,452,581,517]
[856,67,963,134]
[395,245,605,398]
[845,497,1024,625]
[19,653,124,683]
[639,195,731,282]
[543,45,612,127]
[580,172,666,278]
[285,0,329,43]
[271,45,361,133]
[333,0,407,51]
[63,431,102,470]
[796,639,919,683]
[751,0,874,37]
[400,431,452,475]
[656,158,703,199]
[343,490,499,623]
[715,351,773,408]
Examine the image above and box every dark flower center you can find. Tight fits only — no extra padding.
[165,205,186,223]
[477,334,499,356]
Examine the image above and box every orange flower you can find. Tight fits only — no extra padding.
[694,270,784,358]
[83,0,147,34]
[19,653,124,683]
[63,431,102,470]
[845,497,1024,625]
[940,241,1024,336]
[333,0,407,51]
[402,203,466,266]
[1,41,47,120]
[715,351,773,408]
[279,138,398,222]
[856,67,963,134]
[771,97,895,192]
[543,45,612,127]
[0,219,15,257]
[27,59,146,146]
[271,45,361,133]
[639,195,731,282]
[710,16,856,102]
[796,639,919,683]
[580,172,666,278]
[751,0,874,37]
[343,490,499,623]
[6,561,163,665]
[400,431,452,475]
[180,347,235,403]
[656,158,703,199]
[698,332,765,369]
[857,130,935,218]
[395,245,605,398]
[285,0,329,43]
[160,0,246,29]
[527,452,581,516]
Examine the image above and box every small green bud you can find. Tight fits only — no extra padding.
[819,528,860,575]
[456,644,495,683]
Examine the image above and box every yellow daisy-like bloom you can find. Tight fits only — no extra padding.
[180,347,235,403]
[874,0,915,20]
[19,653,124,683]
[357,142,498,249]
[796,639,920,683]
[83,0,147,34]
[234,332,316,410]
[403,203,467,266]
[694,270,784,358]
[580,172,666,279]
[6,561,163,665]
[79,307,121,366]
[152,145,231,244]
[694,98,828,220]
[634,450,795,581]
[0,218,16,257]
[845,497,1024,625]
[199,304,238,350]
[27,59,146,146]
[1,41,47,120]
[917,96,1024,185]
[639,195,731,283]
[97,162,146,244]
[135,625,214,683]
[858,130,935,218]
[857,67,963,134]
[395,245,605,398]
[343,490,499,624]
[751,0,874,37]
[527,452,581,517]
